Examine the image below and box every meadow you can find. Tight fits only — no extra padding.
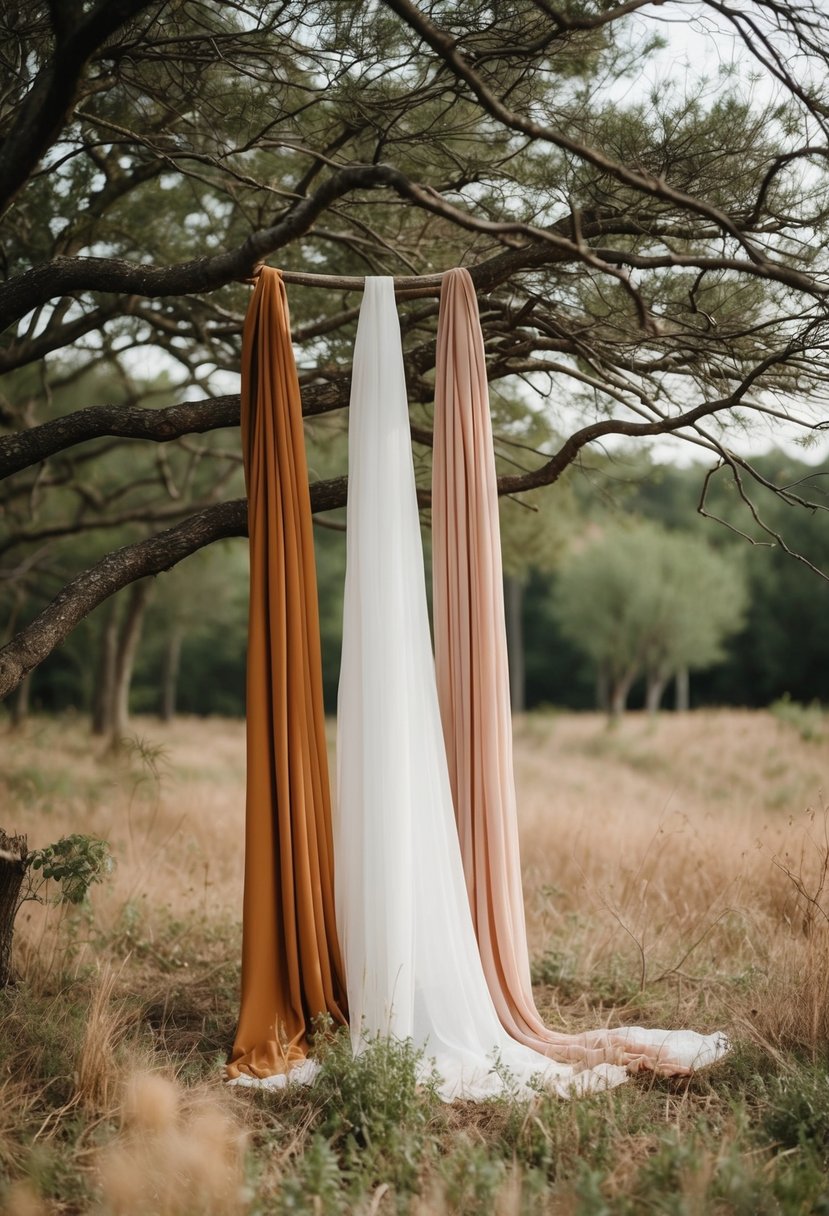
[1,707,828,1215]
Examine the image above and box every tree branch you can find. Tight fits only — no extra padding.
[0,396,242,479]
[2,161,472,332]
[0,0,158,216]
[380,0,796,269]
[0,322,814,699]
[0,471,350,699]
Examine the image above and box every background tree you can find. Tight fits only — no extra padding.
[553,524,747,715]
[1,0,828,701]
[132,542,249,720]
[628,452,829,708]
[492,393,581,711]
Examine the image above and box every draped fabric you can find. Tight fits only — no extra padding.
[334,276,630,1101]
[227,268,347,1085]
[431,267,729,1076]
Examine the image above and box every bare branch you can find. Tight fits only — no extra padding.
[0,396,241,479]
[381,0,780,267]
[0,0,158,216]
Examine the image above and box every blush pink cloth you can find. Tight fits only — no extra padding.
[431,267,726,1074]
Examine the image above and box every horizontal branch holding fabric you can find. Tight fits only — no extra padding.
[0,233,624,480]
[6,156,818,343]
[0,198,627,337]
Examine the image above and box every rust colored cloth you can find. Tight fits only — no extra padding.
[227,268,347,1080]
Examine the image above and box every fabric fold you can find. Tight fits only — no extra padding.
[431,266,728,1076]
[227,267,347,1084]
[334,276,631,1101]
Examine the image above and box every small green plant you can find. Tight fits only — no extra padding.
[25,835,114,905]
[274,1136,347,1216]
[311,1029,443,1195]
[764,1065,829,1164]
[438,1137,507,1213]
[770,695,825,742]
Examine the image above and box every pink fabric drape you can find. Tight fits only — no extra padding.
[432,268,686,1070]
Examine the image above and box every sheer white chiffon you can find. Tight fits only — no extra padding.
[334,278,633,1101]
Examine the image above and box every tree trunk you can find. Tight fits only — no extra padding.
[608,671,636,719]
[10,672,31,729]
[0,831,27,988]
[503,574,525,713]
[159,626,183,722]
[675,665,690,712]
[645,672,667,715]
[91,600,119,736]
[109,579,153,748]
[596,663,609,713]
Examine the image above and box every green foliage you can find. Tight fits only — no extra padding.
[272,1136,347,1216]
[437,1138,508,1213]
[26,834,114,905]
[312,1030,442,1195]
[626,453,829,709]
[530,947,640,1006]
[770,696,826,743]
[552,522,747,705]
[764,1066,829,1164]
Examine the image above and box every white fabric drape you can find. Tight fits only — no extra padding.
[334,277,632,1101]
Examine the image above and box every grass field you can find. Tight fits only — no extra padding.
[2,707,829,1214]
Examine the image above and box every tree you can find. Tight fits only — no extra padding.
[2,0,829,698]
[494,392,582,711]
[553,524,746,715]
[134,540,250,720]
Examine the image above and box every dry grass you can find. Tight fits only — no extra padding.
[96,1072,247,1216]
[1,707,828,1213]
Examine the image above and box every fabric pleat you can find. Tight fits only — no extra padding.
[227,267,347,1085]
[431,267,729,1076]
[334,276,633,1102]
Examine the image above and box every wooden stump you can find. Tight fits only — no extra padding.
[0,831,28,987]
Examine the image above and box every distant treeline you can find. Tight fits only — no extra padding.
[14,450,828,720]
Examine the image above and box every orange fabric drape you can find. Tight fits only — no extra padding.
[227,268,347,1080]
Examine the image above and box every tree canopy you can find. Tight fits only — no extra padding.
[1,0,829,700]
[553,522,747,714]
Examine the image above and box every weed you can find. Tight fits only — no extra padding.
[272,1136,348,1216]
[764,1065,829,1163]
[770,695,825,743]
[313,1030,443,1194]
[26,833,114,905]
[437,1137,507,1213]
